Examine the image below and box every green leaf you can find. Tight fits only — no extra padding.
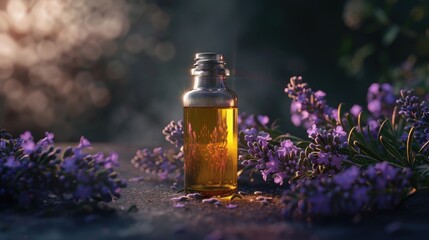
[348,127,360,153]
[418,140,429,154]
[337,103,344,128]
[352,154,379,165]
[379,136,407,166]
[391,106,398,127]
[407,127,415,166]
[353,140,384,162]
[378,119,391,139]
[378,118,398,145]
[416,164,429,185]
[345,113,355,130]
[349,125,365,145]
[357,112,364,132]
[366,124,377,148]
[414,153,429,167]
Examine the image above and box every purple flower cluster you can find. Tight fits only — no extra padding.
[133,120,185,183]
[131,147,183,182]
[0,131,126,206]
[285,76,337,129]
[263,140,307,185]
[240,128,273,170]
[348,83,396,140]
[307,125,348,174]
[162,120,184,149]
[397,90,429,145]
[349,104,381,139]
[237,113,270,132]
[240,123,348,186]
[241,129,307,185]
[285,78,396,141]
[59,137,126,202]
[367,83,396,118]
[282,162,412,218]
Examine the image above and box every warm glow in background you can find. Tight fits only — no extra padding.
[0,0,175,141]
[0,0,427,143]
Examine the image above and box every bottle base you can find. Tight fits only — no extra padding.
[185,184,236,197]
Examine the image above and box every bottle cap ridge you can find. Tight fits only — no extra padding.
[192,52,229,76]
[194,52,224,62]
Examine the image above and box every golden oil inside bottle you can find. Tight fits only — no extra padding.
[183,106,238,197]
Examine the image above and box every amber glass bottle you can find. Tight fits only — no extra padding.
[183,53,238,197]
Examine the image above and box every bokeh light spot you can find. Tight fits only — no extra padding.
[155,41,175,61]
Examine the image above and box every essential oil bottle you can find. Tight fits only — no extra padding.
[183,53,238,197]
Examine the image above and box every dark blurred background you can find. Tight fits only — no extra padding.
[0,0,428,144]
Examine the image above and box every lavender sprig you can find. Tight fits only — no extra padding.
[263,140,307,185]
[240,128,274,170]
[282,162,412,218]
[285,76,337,129]
[367,83,396,118]
[131,147,183,182]
[162,120,184,149]
[349,83,397,139]
[396,90,429,145]
[238,113,270,132]
[0,131,126,206]
[240,128,309,185]
[307,125,348,174]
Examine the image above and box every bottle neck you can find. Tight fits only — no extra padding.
[191,53,229,89]
[193,76,226,89]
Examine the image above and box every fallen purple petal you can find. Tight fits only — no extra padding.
[225,203,238,209]
[173,202,186,208]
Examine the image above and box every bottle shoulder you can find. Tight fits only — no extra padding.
[183,88,238,107]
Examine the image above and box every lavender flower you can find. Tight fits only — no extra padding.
[0,130,126,206]
[282,162,412,218]
[240,128,274,170]
[350,104,363,118]
[240,123,348,185]
[307,125,348,174]
[397,90,429,145]
[237,112,270,132]
[162,120,184,149]
[262,140,307,185]
[60,139,125,202]
[367,83,396,118]
[285,76,337,129]
[346,83,396,141]
[131,147,183,182]
[241,129,308,185]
